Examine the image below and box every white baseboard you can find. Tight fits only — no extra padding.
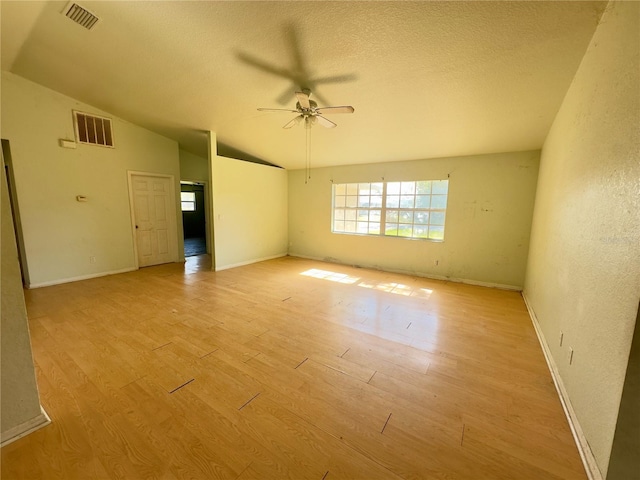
[27,267,138,289]
[215,253,288,272]
[522,293,603,480]
[1,406,51,447]
[287,253,522,291]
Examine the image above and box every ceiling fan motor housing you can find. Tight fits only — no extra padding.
[296,99,318,114]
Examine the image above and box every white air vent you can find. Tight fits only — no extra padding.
[73,111,114,148]
[63,3,99,30]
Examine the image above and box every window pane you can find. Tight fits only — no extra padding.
[357,210,369,221]
[181,201,195,211]
[431,195,447,209]
[346,184,358,195]
[414,211,429,224]
[415,195,430,208]
[399,211,413,223]
[335,195,346,208]
[335,184,346,195]
[334,209,345,220]
[371,183,384,195]
[346,196,358,208]
[432,180,448,194]
[358,195,370,207]
[430,212,446,225]
[181,192,195,202]
[398,224,413,237]
[334,220,345,231]
[359,183,371,195]
[345,210,357,221]
[416,181,431,194]
[370,210,381,222]
[387,182,401,195]
[428,226,445,240]
[369,222,380,234]
[400,195,415,208]
[386,210,399,223]
[385,224,399,236]
[386,195,400,208]
[370,195,383,208]
[357,222,368,234]
[345,221,356,232]
[401,182,415,194]
[414,226,429,238]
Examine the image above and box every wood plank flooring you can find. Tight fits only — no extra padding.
[1,256,586,479]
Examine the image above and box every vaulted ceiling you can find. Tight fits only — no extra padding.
[1,1,607,169]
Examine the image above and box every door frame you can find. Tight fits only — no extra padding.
[180,179,211,255]
[127,171,180,268]
[1,139,30,285]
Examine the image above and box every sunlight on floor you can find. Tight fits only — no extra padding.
[300,269,433,299]
[300,269,360,284]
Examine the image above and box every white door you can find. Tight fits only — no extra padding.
[131,174,178,267]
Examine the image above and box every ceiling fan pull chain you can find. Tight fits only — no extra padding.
[304,124,311,184]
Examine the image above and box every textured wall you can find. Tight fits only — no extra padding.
[179,149,208,183]
[524,1,640,476]
[212,156,288,270]
[1,72,183,287]
[289,151,539,289]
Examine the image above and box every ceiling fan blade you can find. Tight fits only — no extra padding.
[315,106,355,114]
[258,108,299,113]
[283,115,304,129]
[315,115,337,129]
[295,91,311,109]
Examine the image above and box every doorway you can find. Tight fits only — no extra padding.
[180,182,206,257]
[128,172,179,268]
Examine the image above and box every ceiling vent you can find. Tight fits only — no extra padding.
[63,2,99,30]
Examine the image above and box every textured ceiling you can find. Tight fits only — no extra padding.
[1,1,607,169]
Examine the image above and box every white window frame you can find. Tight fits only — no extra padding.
[181,191,196,212]
[332,179,449,241]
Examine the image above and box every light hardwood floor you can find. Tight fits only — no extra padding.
[1,256,586,479]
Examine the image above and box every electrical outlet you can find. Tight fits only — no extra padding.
[568,347,574,365]
[90,256,96,264]
[560,331,564,347]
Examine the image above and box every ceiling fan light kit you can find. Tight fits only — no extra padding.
[258,89,354,130]
[258,89,355,183]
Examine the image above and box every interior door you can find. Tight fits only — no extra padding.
[131,174,177,267]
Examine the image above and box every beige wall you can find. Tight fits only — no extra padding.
[179,148,208,182]
[289,151,539,289]
[1,154,48,443]
[524,1,640,477]
[212,156,288,270]
[1,72,183,287]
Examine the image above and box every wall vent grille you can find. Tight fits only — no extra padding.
[73,111,114,148]
[63,3,99,30]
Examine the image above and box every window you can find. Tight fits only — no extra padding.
[332,179,449,241]
[181,192,196,211]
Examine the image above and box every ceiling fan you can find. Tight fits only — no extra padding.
[258,89,354,129]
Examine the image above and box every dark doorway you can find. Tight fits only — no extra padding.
[181,183,206,257]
